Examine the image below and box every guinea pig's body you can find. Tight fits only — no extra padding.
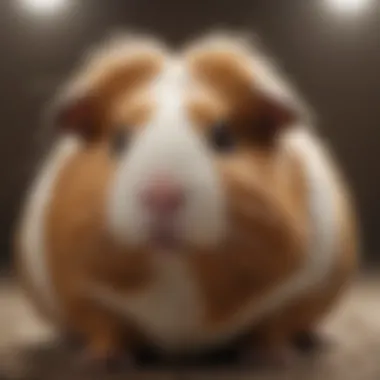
[15,34,358,362]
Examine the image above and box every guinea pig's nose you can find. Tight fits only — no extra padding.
[140,176,185,215]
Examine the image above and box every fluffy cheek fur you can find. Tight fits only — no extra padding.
[106,118,227,251]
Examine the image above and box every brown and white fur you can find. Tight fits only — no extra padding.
[15,32,358,365]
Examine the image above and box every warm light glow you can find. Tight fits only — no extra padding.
[19,0,69,15]
[325,0,373,14]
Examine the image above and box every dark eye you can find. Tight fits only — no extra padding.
[111,129,128,156]
[209,121,235,153]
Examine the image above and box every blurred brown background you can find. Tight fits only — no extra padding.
[0,0,379,268]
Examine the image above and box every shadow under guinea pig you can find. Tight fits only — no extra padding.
[0,332,330,380]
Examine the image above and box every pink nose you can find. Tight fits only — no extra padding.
[140,176,184,215]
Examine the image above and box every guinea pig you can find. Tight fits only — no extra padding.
[14,32,358,366]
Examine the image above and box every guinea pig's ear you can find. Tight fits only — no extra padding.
[51,90,101,141]
[248,88,298,144]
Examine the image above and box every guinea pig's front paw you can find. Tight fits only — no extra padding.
[239,344,299,370]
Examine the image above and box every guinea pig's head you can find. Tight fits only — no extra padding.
[51,33,301,254]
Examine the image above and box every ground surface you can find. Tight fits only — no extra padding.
[0,275,379,380]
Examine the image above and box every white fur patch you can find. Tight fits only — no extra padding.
[19,136,81,321]
[107,59,227,250]
[88,253,203,350]
[101,59,228,351]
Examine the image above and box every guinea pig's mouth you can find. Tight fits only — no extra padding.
[147,218,182,251]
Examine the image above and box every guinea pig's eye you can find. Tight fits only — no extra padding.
[111,128,128,156]
[209,121,235,153]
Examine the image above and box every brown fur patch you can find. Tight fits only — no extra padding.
[248,150,359,348]
[189,144,310,328]
[186,87,227,130]
[187,48,257,124]
[42,144,152,345]
[110,86,155,130]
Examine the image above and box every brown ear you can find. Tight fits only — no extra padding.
[248,90,298,144]
[51,92,102,141]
